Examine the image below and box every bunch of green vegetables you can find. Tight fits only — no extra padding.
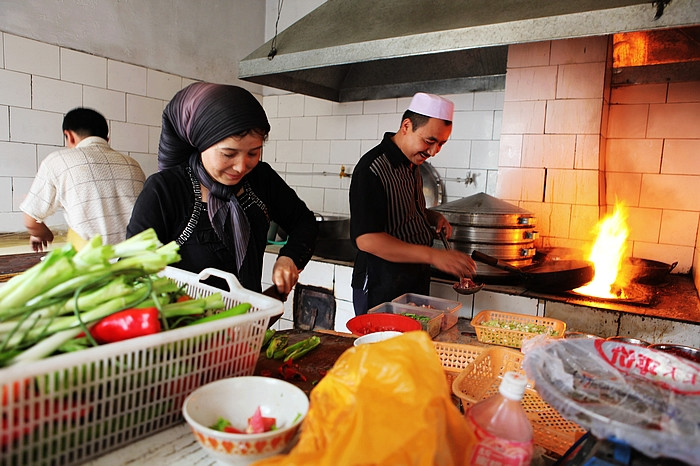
[0,229,234,367]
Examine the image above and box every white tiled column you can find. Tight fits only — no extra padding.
[498,37,609,251]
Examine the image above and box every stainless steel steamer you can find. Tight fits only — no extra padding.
[429,192,537,278]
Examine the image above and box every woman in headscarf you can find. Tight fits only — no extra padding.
[127,82,317,294]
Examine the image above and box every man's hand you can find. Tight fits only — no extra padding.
[431,249,476,280]
[29,234,53,252]
[24,213,54,252]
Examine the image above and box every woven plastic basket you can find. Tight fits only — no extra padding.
[0,267,282,466]
[471,310,566,348]
[433,341,484,395]
[452,346,586,456]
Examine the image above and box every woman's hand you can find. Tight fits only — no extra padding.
[271,256,300,296]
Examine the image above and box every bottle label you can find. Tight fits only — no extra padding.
[465,412,533,466]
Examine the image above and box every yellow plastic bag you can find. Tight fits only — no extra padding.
[255,331,471,466]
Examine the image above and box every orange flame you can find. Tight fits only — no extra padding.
[574,203,629,298]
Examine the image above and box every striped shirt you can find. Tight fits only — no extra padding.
[350,132,434,246]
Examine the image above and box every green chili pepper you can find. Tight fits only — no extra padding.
[283,336,321,362]
[266,335,288,359]
[262,329,276,348]
[273,338,308,359]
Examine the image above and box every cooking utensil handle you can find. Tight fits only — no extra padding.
[471,250,523,274]
[438,230,451,250]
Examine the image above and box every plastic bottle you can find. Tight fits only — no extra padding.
[464,371,534,465]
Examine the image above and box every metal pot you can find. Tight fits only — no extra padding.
[621,257,677,285]
[649,343,700,364]
[606,336,650,347]
[314,213,350,238]
[313,214,356,262]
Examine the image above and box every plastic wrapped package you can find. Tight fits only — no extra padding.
[522,337,700,465]
[255,331,471,466]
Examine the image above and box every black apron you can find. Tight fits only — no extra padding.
[365,255,431,311]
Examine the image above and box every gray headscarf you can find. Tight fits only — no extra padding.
[158,82,270,272]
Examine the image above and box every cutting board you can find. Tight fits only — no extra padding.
[0,252,46,282]
[254,329,356,395]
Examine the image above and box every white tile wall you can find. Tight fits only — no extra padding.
[0,105,8,140]
[473,291,540,317]
[60,49,106,88]
[32,76,83,113]
[126,95,163,126]
[10,108,63,145]
[146,70,182,101]
[83,87,127,122]
[0,177,11,212]
[107,60,147,95]
[4,35,59,78]
[0,69,31,107]
[110,121,150,154]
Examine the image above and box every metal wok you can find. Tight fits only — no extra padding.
[471,250,594,292]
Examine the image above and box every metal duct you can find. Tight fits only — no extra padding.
[238,0,699,102]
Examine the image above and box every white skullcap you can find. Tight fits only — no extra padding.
[407,92,454,121]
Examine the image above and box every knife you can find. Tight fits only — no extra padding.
[262,284,288,328]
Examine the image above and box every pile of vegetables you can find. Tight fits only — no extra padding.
[480,319,559,336]
[0,229,248,367]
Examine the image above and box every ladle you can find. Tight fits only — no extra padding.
[439,230,483,295]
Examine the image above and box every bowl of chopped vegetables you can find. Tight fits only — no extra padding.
[182,376,309,465]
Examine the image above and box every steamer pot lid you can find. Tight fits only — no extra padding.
[431,192,534,216]
[421,162,443,208]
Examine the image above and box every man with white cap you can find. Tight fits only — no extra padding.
[349,92,476,315]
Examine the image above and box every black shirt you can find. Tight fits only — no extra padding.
[127,162,317,292]
[349,132,434,307]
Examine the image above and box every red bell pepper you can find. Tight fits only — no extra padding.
[90,307,161,344]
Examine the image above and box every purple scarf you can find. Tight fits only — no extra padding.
[158,83,270,272]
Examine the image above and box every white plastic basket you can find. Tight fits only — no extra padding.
[0,266,282,466]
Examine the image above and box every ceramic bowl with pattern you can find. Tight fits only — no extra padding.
[182,376,309,465]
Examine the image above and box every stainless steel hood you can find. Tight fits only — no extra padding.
[238,0,699,102]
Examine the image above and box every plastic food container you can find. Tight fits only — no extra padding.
[391,293,462,331]
[368,302,443,338]
[471,310,566,348]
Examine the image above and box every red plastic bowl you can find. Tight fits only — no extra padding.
[346,313,422,336]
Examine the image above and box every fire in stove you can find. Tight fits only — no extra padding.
[574,202,630,299]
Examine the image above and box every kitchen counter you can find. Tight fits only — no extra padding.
[82,326,518,466]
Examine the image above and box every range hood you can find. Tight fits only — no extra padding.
[238,0,699,102]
